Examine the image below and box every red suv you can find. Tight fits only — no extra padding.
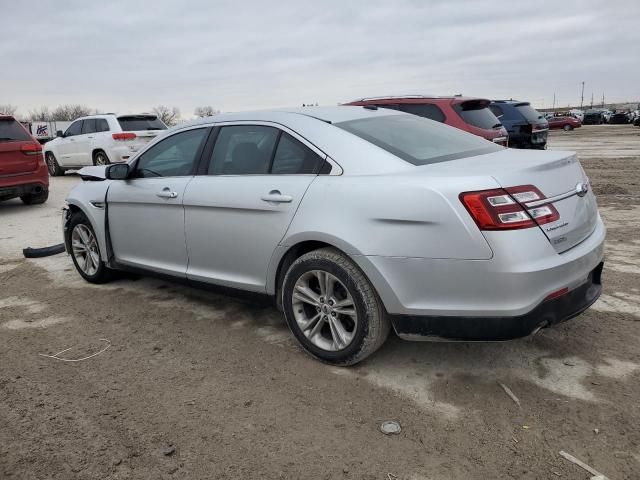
[0,115,49,204]
[345,95,509,146]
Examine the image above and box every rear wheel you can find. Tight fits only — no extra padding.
[93,150,110,166]
[282,248,390,366]
[563,124,573,131]
[67,212,114,283]
[46,152,64,176]
[20,189,49,205]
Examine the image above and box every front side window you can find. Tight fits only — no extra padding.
[134,128,208,178]
[65,120,83,137]
[398,103,446,122]
[336,113,501,166]
[81,119,96,134]
[271,133,324,174]
[207,125,279,175]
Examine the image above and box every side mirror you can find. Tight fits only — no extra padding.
[56,130,64,137]
[106,163,130,180]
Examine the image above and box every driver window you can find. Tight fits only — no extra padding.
[65,120,83,137]
[134,128,208,178]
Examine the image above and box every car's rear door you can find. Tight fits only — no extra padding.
[0,117,39,178]
[76,118,97,165]
[183,123,326,292]
[106,127,210,276]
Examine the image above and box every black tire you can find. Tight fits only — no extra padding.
[93,150,110,166]
[46,152,64,176]
[66,211,115,284]
[282,247,390,366]
[563,124,573,131]
[20,189,49,205]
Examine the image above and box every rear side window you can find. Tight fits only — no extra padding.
[208,125,279,175]
[117,116,167,131]
[454,102,502,129]
[336,114,501,166]
[398,104,446,122]
[489,105,504,118]
[271,133,324,174]
[96,119,110,132]
[0,119,31,141]
[81,119,96,134]
[64,120,83,137]
[515,104,544,122]
[135,128,208,178]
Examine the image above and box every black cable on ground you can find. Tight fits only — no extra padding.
[23,243,66,258]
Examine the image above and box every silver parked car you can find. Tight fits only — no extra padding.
[63,106,605,365]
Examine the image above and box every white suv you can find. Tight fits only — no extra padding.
[43,114,167,176]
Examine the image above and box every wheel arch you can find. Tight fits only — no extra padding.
[65,199,109,262]
[92,148,110,163]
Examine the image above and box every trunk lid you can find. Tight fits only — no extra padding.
[0,118,39,177]
[116,115,167,152]
[427,149,599,253]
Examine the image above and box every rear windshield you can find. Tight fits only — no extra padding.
[453,101,502,129]
[335,114,501,166]
[515,104,544,123]
[0,119,31,142]
[117,116,167,131]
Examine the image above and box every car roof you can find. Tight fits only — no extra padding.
[347,95,486,104]
[176,105,403,129]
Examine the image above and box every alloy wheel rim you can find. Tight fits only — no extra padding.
[95,154,106,165]
[47,154,56,174]
[71,224,99,276]
[292,270,358,351]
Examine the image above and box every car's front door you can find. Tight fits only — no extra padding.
[183,123,326,292]
[107,127,210,276]
[57,120,83,166]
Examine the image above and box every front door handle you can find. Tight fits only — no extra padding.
[157,187,178,199]
[261,190,293,203]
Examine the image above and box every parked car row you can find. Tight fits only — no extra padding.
[346,95,550,149]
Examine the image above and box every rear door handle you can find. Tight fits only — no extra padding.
[157,187,178,199]
[261,190,293,203]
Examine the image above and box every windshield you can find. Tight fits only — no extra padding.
[453,101,502,129]
[0,119,31,141]
[515,104,544,123]
[117,116,167,131]
[335,114,501,166]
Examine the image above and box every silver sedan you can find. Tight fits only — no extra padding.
[63,106,605,365]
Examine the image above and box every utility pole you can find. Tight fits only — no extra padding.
[580,81,585,109]
[601,93,605,108]
[590,92,594,108]
[552,93,556,110]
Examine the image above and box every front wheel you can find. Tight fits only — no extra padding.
[563,124,573,131]
[282,248,390,366]
[67,212,114,284]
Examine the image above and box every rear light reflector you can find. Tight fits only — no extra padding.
[21,143,43,156]
[544,287,569,301]
[460,185,559,230]
[112,132,137,140]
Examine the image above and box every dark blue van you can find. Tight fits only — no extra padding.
[489,100,548,149]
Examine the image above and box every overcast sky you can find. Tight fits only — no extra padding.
[3,0,638,117]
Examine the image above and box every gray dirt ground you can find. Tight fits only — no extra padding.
[1,124,639,479]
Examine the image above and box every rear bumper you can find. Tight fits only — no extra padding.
[0,180,48,199]
[391,262,603,341]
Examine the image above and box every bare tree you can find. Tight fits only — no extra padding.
[152,105,181,126]
[194,105,220,118]
[51,104,93,121]
[28,106,53,121]
[0,104,18,115]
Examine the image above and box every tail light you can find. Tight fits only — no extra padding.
[112,132,136,141]
[460,185,559,230]
[21,143,43,156]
